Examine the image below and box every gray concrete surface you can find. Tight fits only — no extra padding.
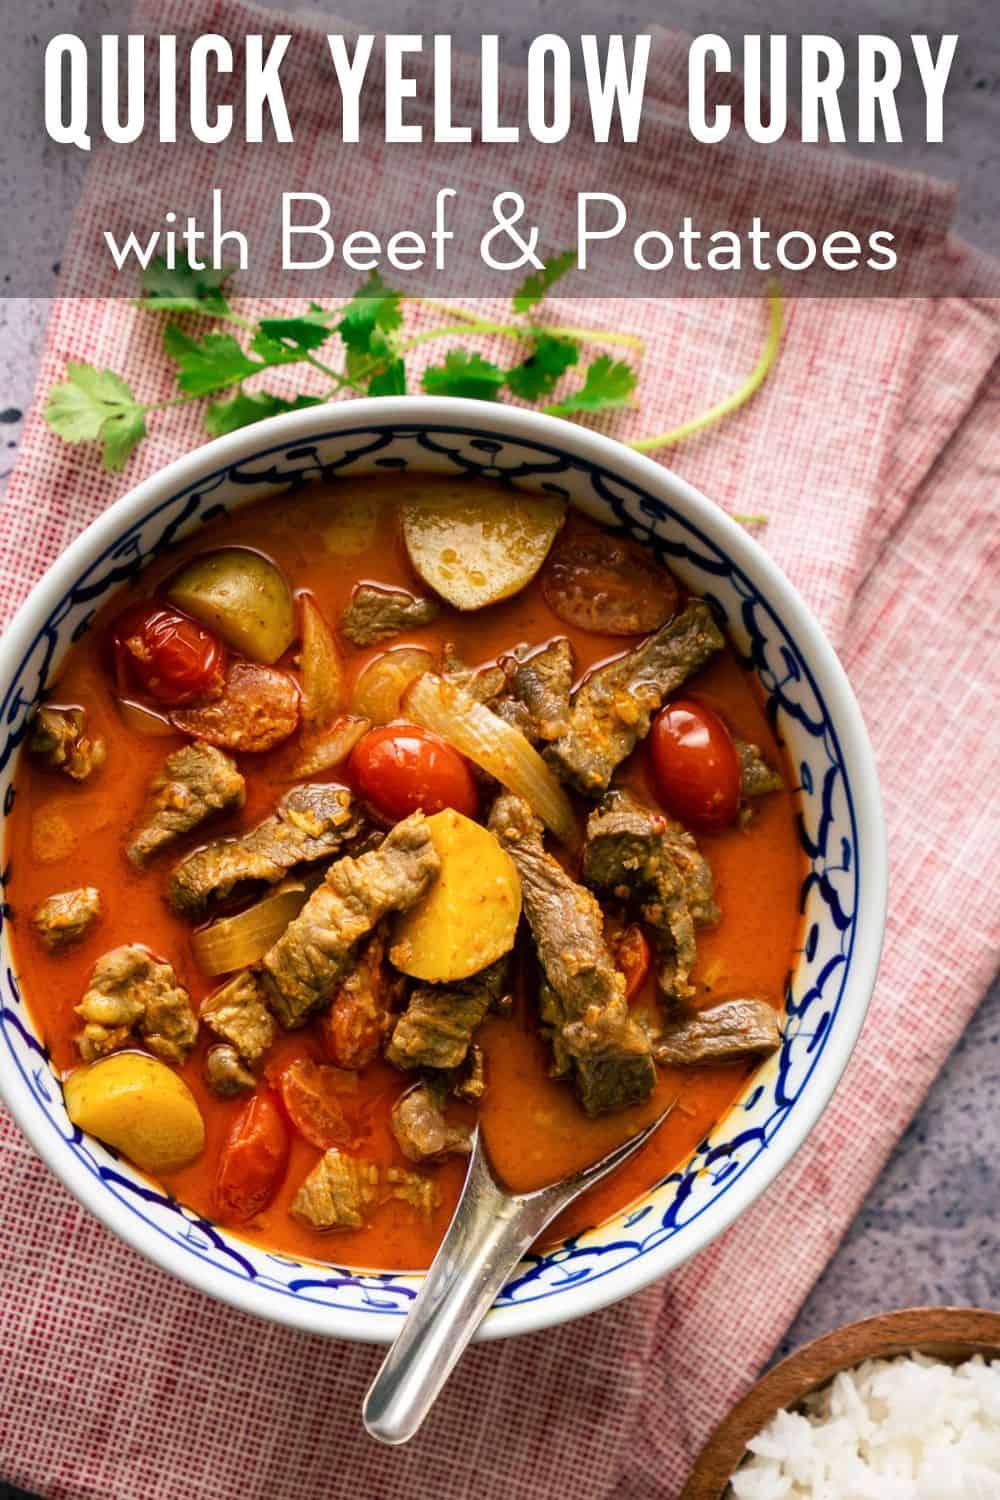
[1,1,997,1494]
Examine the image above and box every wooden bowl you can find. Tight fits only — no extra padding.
[682,1306,1000,1499]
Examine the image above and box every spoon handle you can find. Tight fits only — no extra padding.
[362,1133,561,1445]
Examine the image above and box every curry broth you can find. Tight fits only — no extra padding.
[6,476,805,1270]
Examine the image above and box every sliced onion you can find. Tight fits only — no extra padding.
[404,672,579,847]
[299,594,343,733]
[350,647,435,725]
[116,698,177,737]
[192,883,308,975]
[291,714,370,777]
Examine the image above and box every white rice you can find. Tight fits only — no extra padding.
[727,1352,1000,1500]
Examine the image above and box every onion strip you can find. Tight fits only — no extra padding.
[291,714,370,777]
[299,594,343,733]
[116,698,177,737]
[192,883,308,975]
[404,672,579,847]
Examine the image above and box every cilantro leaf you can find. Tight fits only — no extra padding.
[512,252,576,316]
[140,256,233,315]
[163,325,262,396]
[44,363,137,443]
[204,391,324,437]
[337,272,403,356]
[545,356,637,416]
[505,335,578,401]
[368,360,407,397]
[255,312,334,356]
[421,351,506,401]
[101,408,148,471]
[44,363,147,471]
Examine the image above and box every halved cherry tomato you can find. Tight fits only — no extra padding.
[169,660,299,752]
[542,529,678,636]
[650,698,741,833]
[279,1058,354,1151]
[215,1091,289,1223]
[612,924,652,1002]
[348,723,478,822]
[109,601,226,706]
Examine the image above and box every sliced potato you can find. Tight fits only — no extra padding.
[64,1052,205,1173]
[167,549,296,664]
[390,808,521,983]
[350,647,435,725]
[402,486,565,611]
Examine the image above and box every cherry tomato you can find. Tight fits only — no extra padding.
[321,943,391,1071]
[542,529,678,636]
[349,724,478,821]
[215,1091,289,1224]
[650,698,741,832]
[279,1058,353,1151]
[109,601,226,706]
[612,924,652,1002]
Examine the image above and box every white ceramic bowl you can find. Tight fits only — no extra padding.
[0,398,887,1343]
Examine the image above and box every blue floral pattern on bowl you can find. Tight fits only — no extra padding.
[0,419,865,1337]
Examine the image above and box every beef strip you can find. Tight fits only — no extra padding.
[291,1148,380,1230]
[203,1044,256,1097]
[489,638,575,746]
[168,783,361,918]
[543,602,724,794]
[653,998,781,1066]
[583,789,719,1007]
[28,706,106,782]
[200,969,276,1065]
[385,958,508,1071]
[488,793,655,1116]
[261,812,439,1029]
[340,584,439,647]
[390,1078,472,1162]
[31,886,100,951]
[503,638,574,742]
[323,930,402,1069]
[385,1166,439,1217]
[452,1044,486,1102]
[127,743,245,868]
[735,738,784,824]
[441,644,506,703]
[75,945,197,1064]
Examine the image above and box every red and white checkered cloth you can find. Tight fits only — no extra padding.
[1,7,998,1497]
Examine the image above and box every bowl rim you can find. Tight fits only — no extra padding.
[0,396,888,1342]
[681,1305,1000,1498]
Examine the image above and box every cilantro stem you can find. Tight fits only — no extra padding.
[301,352,363,392]
[143,394,196,413]
[629,286,783,454]
[404,297,644,351]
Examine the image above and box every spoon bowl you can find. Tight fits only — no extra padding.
[364,1103,675,1444]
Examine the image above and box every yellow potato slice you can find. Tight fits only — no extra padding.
[167,548,295,664]
[402,486,566,611]
[390,809,522,983]
[64,1052,205,1173]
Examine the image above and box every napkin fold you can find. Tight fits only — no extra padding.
[1,5,998,1498]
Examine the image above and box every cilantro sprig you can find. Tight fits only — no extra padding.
[43,253,783,476]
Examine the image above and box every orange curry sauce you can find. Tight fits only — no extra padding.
[5,476,806,1271]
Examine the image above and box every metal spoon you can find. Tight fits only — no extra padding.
[363,1102,673,1444]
